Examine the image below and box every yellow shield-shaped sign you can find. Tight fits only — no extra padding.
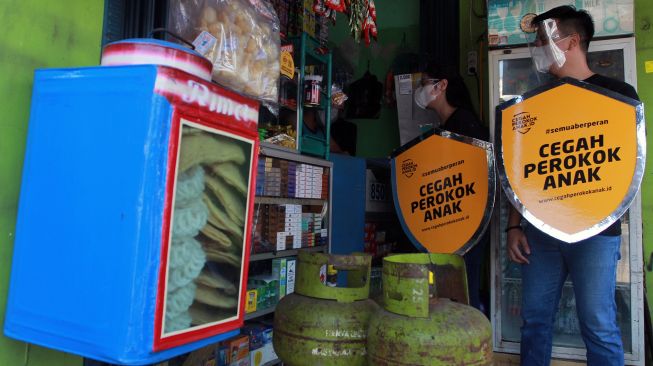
[497,78,645,243]
[391,129,495,254]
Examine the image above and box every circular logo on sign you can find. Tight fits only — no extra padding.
[521,13,538,33]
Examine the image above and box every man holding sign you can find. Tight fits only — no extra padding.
[505,6,639,366]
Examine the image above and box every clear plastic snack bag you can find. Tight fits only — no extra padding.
[169,0,281,102]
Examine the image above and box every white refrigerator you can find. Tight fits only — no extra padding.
[488,37,645,365]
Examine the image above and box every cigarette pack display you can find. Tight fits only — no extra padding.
[276,232,287,251]
[4,65,259,364]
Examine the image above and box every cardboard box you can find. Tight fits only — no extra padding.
[248,275,278,309]
[245,290,257,313]
[292,236,302,249]
[249,342,278,366]
[272,258,287,300]
[276,232,286,251]
[226,335,249,363]
[286,258,297,295]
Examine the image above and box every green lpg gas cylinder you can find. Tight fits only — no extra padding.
[367,253,492,365]
[273,251,378,366]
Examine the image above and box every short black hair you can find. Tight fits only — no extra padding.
[532,5,594,53]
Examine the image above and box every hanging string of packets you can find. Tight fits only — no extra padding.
[313,0,378,45]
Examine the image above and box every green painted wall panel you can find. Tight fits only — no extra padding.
[0,0,104,365]
[459,1,489,125]
[634,0,653,319]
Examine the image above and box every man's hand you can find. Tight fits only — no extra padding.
[507,206,530,264]
[507,228,530,264]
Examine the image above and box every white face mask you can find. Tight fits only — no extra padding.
[532,45,553,73]
[414,84,437,109]
[532,42,567,73]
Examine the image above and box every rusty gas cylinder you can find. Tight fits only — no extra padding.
[273,251,378,366]
[367,253,492,365]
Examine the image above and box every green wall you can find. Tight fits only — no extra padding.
[328,0,420,158]
[459,1,489,125]
[635,0,653,318]
[0,1,104,365]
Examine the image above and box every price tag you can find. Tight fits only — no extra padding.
[280,51,294,79]
[192,31,217,55]
[369,182,387,201]
[398,74,412,95]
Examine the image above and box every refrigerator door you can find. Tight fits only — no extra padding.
[489,38,644,365]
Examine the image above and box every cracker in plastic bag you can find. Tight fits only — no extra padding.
[169,0,280,102]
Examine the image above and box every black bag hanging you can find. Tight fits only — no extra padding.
[345,61,383,119]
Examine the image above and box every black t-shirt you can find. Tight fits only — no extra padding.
[583,73,639,236]
[441,108,489,142]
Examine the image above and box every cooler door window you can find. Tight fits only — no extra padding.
[159,118,254,342]
[496,48,627,104]
[496,193,635,354]
[489,38,643,363]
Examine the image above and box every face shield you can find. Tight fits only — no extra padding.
[528,18,569,73]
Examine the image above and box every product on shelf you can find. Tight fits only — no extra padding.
[243,323,276,366]
[168,0,281,102]
[248,275,279,310]
[249,342,277,366]
[252,203,327,253]
[252,155,330,254]
[304,74,323,106]
[256,158,329,199]
[245,289,258,313]
[226,335,250,365]
[272,258,288,300]
[286,257,297,295]
[165,125,252,333]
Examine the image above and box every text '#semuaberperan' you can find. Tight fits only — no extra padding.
[523,134,621,190]
[410,173,476,223]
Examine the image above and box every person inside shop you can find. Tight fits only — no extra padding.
[302,108,326,147]
[506,6,638,366]
[413,62,490,314]
[330,118,357,156]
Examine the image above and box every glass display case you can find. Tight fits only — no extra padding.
[160,121,255,338]
[488,37,644,365]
